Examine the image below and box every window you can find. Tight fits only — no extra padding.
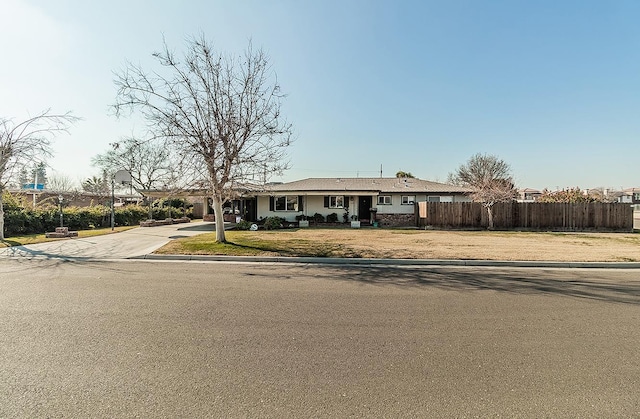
[401,195,415,205]
[377,195,392,205]
[634,193,640,201]
[329,195,344,208]
[427,196,440,203]
[273,195,299,211]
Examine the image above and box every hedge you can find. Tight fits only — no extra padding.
[2,205,149,237]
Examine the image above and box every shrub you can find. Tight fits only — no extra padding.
[326,212,339,223]
[343,208,350,223]
[114,205,148,226]
[235,220,252,230]
[263,216,284,230]
[150,197,194,219]
[312,213,325,223]
[2,203,150,237]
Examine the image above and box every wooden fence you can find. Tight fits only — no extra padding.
[416,202,633,231]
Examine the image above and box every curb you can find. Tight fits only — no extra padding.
[129,254,640,269]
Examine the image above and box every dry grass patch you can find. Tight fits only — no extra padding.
[155,228,640,262]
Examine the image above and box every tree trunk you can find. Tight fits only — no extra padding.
[0,192,5,240]
[486,205,494,230]
[212,194,226,243]
[145,196,153,220]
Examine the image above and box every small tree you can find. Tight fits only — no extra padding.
[449,153,516,229]
[396,170,415,178]
[47,173,78,193]
[537,187,612,203]
[92,137,176,218]
[31,162,48,188]
[0,110,78,240]
[82,175,110,195]
[18,167,30,188]
[114,35,293,242]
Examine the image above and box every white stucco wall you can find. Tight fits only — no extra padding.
[373,194,415,214]
[257,195,354,222]
[257,193,471,221]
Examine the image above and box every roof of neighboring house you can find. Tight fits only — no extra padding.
[261,177,471,195]
[520,188,542,193]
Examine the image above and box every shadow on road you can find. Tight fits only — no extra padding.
[296,265,640,306]
[2,245,93,261]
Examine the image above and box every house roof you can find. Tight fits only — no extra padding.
[520,188,542,193]
[262,177,471,195]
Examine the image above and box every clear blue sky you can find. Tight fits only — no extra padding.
[2,0,639,190]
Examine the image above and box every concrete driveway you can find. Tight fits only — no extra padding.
[0,221,220,261]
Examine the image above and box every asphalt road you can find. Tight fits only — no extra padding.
[1,260,638,417]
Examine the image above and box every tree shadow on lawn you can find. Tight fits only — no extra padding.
[294,265,640,306]
[224,240,347,257]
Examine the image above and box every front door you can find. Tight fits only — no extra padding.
[243,198,257,222]
[358,196,372,223]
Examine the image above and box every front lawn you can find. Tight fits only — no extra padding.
[154,228,640,262]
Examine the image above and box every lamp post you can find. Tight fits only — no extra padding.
[58,194,64,228]
[110,177,115,231]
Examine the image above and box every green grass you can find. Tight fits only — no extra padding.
[0,226,138,248]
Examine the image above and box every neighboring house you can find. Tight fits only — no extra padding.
[256,177,471,227]
[517,188,542,202]
[618,188,640,209]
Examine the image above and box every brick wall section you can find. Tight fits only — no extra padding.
[377,213,416,227]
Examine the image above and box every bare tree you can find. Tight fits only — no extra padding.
[449,153,516,229]
[92,137,177,218]
[47,173,79,193]
[114,35,293,242]
[0,110,78,240]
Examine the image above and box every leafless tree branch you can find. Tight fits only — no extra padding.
[113,35,293,242]
[0,109,79,239]
[449,153,517,229]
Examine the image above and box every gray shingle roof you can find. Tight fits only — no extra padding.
[263,178,471,194]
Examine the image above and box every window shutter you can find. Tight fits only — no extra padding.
[324,196,329,207]
[298,196,304,211]
[269,196,274,211]
[343,196,349,208]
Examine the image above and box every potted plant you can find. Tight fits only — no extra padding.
[369,207,378,226]
[296,214,309,228]
[350,215,360,228]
